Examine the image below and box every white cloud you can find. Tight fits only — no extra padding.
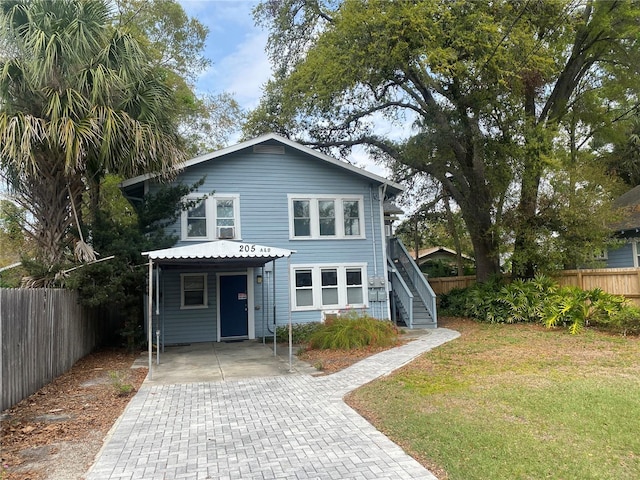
[201,30,271,109]
[348,146,390,178]
[179,1,271,110]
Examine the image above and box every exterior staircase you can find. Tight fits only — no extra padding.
[388,237,437,328]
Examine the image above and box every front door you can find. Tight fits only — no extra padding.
[219,274,248,338]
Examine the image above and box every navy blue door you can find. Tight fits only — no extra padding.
[220,275,248,338]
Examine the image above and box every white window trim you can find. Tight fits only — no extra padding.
[288,194,365,240]
[290,263,368,311]
[180,273,208,309]
[181,194,241,241]
[591,248,608,261]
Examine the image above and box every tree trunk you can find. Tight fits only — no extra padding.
[443,191,465,276]
[467,216,501,282]
[455,182,501,282]
[511,162,542,278]
[512,89,544,279]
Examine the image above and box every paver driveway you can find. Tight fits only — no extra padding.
[86,328,459,480]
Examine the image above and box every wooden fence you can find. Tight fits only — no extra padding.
[428,275,477,295]
[554,268,640,305]
[0,289,113,412]
[428,268,640,306]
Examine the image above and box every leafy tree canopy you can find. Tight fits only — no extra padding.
[248,0,640,281]
[0,199,29,267]
[0,0,186,269]
[115,0,245,156]
[66,175,206,349]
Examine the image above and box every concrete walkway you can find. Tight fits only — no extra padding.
[85,328,460,480]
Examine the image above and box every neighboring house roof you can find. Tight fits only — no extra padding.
[383,201,404,215]
[411,246,474,265]
[121,133,403,195]
[612,185,640,232]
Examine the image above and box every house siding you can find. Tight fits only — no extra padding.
[606,240,635,268]
[144,143,391,343]
[158,268,218,344]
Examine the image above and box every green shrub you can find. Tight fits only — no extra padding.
[464,276,550,324]
[108,370,134,396]
[307,311,399,350]
[600,304,640,335]
[275,322,324,343]
[448,275,640,335]
[439,287,470,317]
[542,287,632,334]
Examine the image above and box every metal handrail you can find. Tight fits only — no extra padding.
[388,260,414,328]
[389,238,438,325]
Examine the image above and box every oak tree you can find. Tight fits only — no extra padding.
[248,0,640,280]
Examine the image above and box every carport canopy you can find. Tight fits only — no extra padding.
[142,240,296,379]
[143,240,295,264]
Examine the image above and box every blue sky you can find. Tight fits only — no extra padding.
[178,1,269,110]
[178,1,394,178]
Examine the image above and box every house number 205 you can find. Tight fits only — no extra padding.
[239,244,256,252]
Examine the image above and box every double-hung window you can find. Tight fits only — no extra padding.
[293,200,311,237]
[181,273,207,309]
[289,195,364,239]
[181,194,241,241]
[186,201,207,239]
[291,264,367,310]
[294,269,314,307]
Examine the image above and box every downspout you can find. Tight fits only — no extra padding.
[161,269,165,352]
[379,183,391,320]
[370,185,378,277]
[261,265,265,345]
[288,256,293,372]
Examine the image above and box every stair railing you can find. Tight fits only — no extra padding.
[389,238,438,325]
[388,260,413,328]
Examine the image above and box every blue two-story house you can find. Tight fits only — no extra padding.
[121,134,436,346]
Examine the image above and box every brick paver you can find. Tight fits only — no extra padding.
[86,328,459,479]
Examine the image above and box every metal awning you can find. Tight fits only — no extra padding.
[143,240,296,379]
[143,240,295,265]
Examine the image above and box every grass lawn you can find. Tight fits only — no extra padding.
[346,317,640,480]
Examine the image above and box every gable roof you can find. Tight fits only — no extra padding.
[121,133,403,194]
[612,185,640,232]
[411,246,474,264]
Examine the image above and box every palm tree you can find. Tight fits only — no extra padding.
[0,0,185,270]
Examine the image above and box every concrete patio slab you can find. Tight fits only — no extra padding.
[137,340,317,385]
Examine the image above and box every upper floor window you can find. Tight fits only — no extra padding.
[182,194,241,241]
[288,195,364,239]
[186,201,207,238]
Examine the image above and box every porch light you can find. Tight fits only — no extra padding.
[256,274,263,284]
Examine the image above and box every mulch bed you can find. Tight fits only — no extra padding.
[0,349,147,480]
